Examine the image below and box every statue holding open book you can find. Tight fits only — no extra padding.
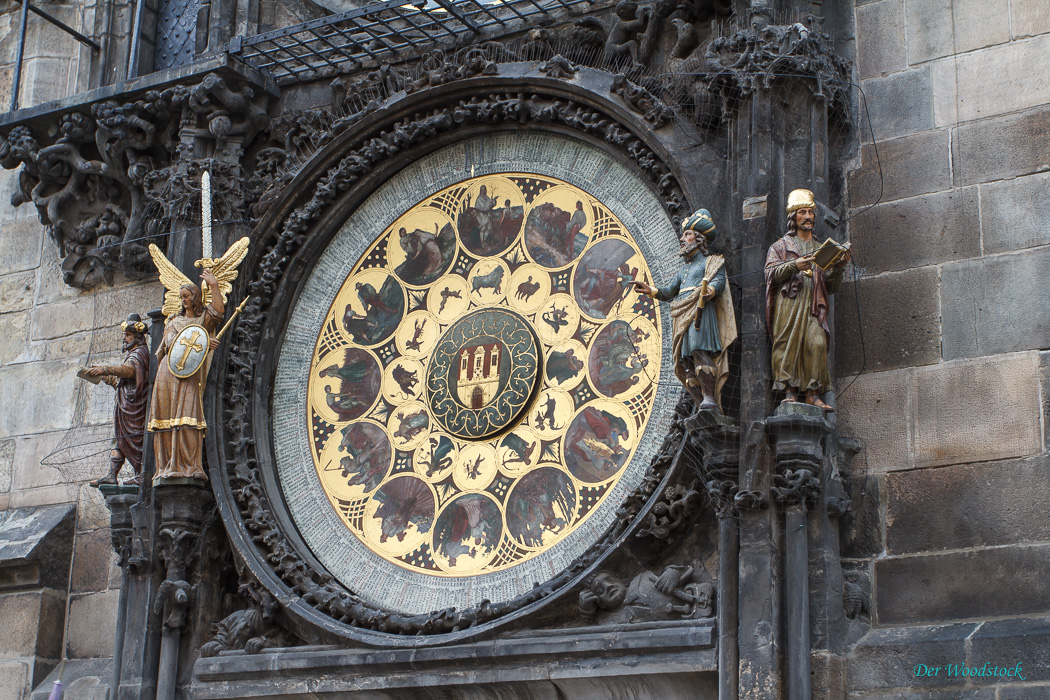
[79,314,151,486]
[764,188,850,411]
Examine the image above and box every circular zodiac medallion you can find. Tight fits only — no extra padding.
[285,144,677,604]
[426,309,540,440]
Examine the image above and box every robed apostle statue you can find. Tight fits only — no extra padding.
[82,313,151,485]
[764,189,850,410]
[634,209,737,412]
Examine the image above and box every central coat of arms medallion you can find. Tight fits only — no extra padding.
[426,309,540,440]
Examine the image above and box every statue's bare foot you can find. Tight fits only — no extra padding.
[90,472,119,487]
[126,473,143,486]
[804,392,834,411]
[782,389,799,405]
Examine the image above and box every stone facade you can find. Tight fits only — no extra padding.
[0,0,1044,698]
[839,0,1050,696]
[0,0,155,690]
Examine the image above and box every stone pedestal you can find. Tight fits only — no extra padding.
[154,480,212,700]
[686,411,741,700]
[767,404,831,700]
[100,484,161,700]
[98,484,138,700]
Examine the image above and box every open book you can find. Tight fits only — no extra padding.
[811,238,851,271]
[76,369,102,385]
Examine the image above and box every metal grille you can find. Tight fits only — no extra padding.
[155,0,203,70]
[229,0,595,84]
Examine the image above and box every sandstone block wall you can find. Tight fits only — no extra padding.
[840,0,1050,696]
[0,179,156,697]
[0,0,160,682]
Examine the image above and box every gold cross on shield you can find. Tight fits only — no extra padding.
[175,330,204,371]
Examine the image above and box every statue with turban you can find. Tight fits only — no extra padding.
[634,209,737,412]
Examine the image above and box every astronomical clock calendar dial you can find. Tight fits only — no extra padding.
[276,134,681,614]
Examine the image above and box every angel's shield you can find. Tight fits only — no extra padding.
[167,324,212,379]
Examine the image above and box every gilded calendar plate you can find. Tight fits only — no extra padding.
[303,171,665,577]
[275,132,681,612]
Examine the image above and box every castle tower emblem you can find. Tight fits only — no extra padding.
[457,342,503,408]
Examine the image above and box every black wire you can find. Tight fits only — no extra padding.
[832,81,880,402]
[834,262,866,402]
[82,218,253,257]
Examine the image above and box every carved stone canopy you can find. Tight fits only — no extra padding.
[0,56,276,289]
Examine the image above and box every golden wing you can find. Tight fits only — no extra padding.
[201,236,250,307]
[149,244,193,320]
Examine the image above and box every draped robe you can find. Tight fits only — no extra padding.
[764,234,843,393]
[148,304,221,480]
[100,344,150,470]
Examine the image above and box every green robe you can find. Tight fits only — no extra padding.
[654,250,727,358]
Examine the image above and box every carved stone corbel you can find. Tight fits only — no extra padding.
[685,415,742,518]
[765,406,832,484]
[101,488,137,569]
[0,72,271,290]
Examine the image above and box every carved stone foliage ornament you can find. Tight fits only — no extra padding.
[0,74,268,289]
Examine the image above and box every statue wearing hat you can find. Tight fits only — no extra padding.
[634,209,737,412]
[764,189,850,410]
[81,313,151,485]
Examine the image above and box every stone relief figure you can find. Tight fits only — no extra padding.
[147,238,250,480]
[634,209,737,412]
[604,0,650,66]
[200,590,290,657]
[764,189,849,410]
[578,564,714,623]
[81,313,151,485]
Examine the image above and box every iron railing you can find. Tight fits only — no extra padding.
[8,0,99,111]
[228,0,595,84]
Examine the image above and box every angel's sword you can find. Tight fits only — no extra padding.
[215,296,250,343]
[201,170,212,261]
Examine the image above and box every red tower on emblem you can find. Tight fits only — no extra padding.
[457,343,502,408]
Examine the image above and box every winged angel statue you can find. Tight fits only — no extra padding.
[147,237,249,480]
